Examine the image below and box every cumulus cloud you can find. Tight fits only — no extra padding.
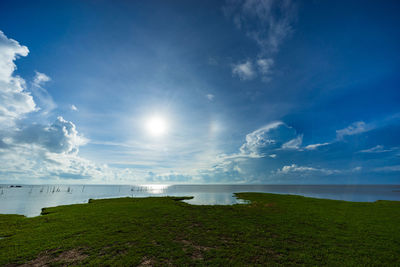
[0,31,29,81]
[133,114,399,184]
[240,121,301,156]
[199,115,400,183]
[0,31,116,183]
[0,31,36,127]
[0,142,139,183]
[240,121,282,156]
[13,116,88,154]
[278,164,316,174]
[0,117,140,183]
[276,164,339,175]
[232,60,256,80]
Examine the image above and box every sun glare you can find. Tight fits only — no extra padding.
[146,116,167,137]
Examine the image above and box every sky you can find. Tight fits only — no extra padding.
[0,0,399,184]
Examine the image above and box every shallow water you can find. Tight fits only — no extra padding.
[1,184,400,217]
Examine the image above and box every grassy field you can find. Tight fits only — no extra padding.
[0,193,399,266]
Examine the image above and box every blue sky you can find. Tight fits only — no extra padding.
[0,0,399,184]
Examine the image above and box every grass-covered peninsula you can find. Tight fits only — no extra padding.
[1,193,399,266]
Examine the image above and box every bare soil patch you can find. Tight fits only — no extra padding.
[20,249,87,266]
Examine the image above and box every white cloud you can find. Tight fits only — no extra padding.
[239,121,300,157]
[305,142,330,150]
[224,0,296,54]
[240,121,282,156]
[0,31,120,183]
[335,115,400,141]
[359,145,391,153]
[257,58,274,74]
[282,134,303,149]
[224,0,296,81]
[373,165,400,172]
[13,116,88,154]
[0,31,36,127]
[33,71,50,87]
[0,118,144,183]
[0,142,142,183]
[232,60,256,80]
[352,166,362,172]
[278,164,316,174]
[206,94,214,101]
[71,104,78,111]
[31,71,56,114]
[0,31,29,82]
[276,164,339,175]
[336,121,373,140]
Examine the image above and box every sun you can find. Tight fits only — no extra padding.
[146,116,167,137]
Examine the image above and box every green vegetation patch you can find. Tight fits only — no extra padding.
[0,193,399,266]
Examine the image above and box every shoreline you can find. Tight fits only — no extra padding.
[2,184,400,217]
[1,192,399,265]
[2,191,400,219]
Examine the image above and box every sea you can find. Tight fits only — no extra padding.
[1,184,400,217]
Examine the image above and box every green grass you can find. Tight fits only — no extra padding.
[0,193,399,266]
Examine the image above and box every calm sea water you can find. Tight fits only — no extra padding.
[1,184,400,217]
